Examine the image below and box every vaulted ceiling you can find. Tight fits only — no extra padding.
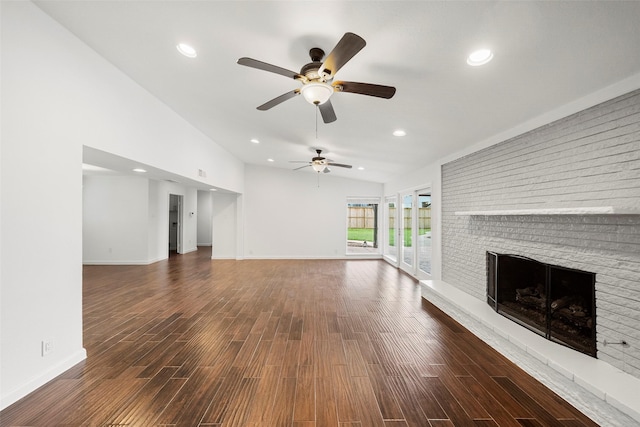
[37,1,640,183]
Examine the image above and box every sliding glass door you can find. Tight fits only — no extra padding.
[400,193,413,273]
[394,188,432,278]
[417,190,432,277]
[384,196,397,263]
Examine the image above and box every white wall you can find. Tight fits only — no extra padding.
[1,2,86,408]
[212,192,238,259]
[197,191,213,246]
[147,179,163,262]
[83,175,150,264]
[30,14,245,193]
[244,165,383,258]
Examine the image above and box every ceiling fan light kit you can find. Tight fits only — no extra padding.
[312,161,326,172]
[300,82,334,105]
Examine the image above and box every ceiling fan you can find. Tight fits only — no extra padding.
[290,149,352,173]
[237,32,396,123]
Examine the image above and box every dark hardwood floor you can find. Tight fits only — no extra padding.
[0,249,598,426]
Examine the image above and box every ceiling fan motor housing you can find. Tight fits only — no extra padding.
[301,48,331,81]
[300,62,323,81]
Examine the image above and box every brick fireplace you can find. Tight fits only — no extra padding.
[435,88,640,423]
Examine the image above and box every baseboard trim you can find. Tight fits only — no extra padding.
[0,348,87,411]
[240,255,384,260]
[83,260,154,265]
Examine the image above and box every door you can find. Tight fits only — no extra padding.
[399,193,414,274]
[384,196,397,263]
[416,190,432,278]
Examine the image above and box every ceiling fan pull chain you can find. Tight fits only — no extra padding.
[315,104,319,139]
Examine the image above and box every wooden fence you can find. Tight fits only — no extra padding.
[348,207,431,230]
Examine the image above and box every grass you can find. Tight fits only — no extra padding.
[348,228,374,241]
[350,228,430,246]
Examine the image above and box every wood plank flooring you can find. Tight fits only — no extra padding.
[0,249,599,426]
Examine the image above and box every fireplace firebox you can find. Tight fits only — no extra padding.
[487,252,596,357]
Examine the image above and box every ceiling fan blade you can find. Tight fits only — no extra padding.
[327,162,352,169]
[237,57,302,79]
[318,99,337,123]
[293,164,311,171]
[318,32,366,78]
[334,81,396,99]
[257,90,300,110]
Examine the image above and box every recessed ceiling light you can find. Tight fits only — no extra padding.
[467,49,493,66]
[251,139,260,144]
[358,166,365,170]
[210,188,217,192]
[133,168,147,173]
[393,130,406,137]
[267,158,274,162]
[176,43,197,58]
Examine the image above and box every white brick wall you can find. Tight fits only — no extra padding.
[442,89,640,379]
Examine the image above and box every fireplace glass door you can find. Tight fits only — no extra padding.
[495,255,547,336]
[487,252,596,357]
[548,266,596,356]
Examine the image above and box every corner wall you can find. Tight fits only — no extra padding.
[244,165,383,259]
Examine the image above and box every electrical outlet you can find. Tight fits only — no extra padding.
[41,339,54,357]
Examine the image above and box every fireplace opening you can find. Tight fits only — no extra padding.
[487,252,596,357]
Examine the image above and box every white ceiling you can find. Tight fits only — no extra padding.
[36,1,640,184]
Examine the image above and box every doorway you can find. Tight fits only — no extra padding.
[169,194,183,256]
